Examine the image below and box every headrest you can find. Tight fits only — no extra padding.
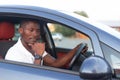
[0,22,15,40]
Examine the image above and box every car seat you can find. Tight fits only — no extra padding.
[0,21,16,59]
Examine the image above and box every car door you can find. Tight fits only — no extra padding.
[4,6,97,69]
[0,7,82,79]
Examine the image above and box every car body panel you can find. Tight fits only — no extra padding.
[0,5,120,79]
[0,60,81,80]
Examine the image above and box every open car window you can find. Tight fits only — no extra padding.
[47,23,93,51]
[0,15,94,72]
[47,23,93,71]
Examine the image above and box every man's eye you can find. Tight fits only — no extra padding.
[30,30,33,32]
[29,29,33,32]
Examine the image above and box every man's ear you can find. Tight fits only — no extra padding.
[18,27,23,34]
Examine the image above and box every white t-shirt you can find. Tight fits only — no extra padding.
[5,38,47,65]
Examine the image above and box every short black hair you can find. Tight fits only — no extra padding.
[20,19,40,28]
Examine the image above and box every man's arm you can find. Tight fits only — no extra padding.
[43,45,79,68]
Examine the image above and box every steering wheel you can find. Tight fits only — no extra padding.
[68,43,88,70]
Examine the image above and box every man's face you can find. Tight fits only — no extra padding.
[19,21,41,45]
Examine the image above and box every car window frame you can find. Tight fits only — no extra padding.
[0,8,106,73]
[0,7,103,57]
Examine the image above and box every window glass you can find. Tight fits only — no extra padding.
[12,24,20,41]
[101,42,120,69]
[47,23,93,51]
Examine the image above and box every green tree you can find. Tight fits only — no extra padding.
[74,11,89,18]
[53,11,88,37]
[54,24,75,37]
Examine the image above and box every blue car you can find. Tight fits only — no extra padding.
[0,5,120,80]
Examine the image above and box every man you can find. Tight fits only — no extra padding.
[5,19,87,68]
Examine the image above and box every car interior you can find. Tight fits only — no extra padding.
[0,16,56,58]
[0,21,16,59]
[0,16,93,71]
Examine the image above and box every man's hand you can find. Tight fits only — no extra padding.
[81,45,88,54]
[75,43,88,54]
[29,42,45,56]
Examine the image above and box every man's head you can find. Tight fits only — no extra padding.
[19,19,41,45]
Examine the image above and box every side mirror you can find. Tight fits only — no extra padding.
[79,56,112,80]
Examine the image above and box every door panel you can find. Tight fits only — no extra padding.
[56,47,71,57]
[0,61,81,80]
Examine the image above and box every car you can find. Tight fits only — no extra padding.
[0,5,120,80]
[52,33,63,41]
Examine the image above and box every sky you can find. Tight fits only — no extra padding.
[0,0,120,21]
